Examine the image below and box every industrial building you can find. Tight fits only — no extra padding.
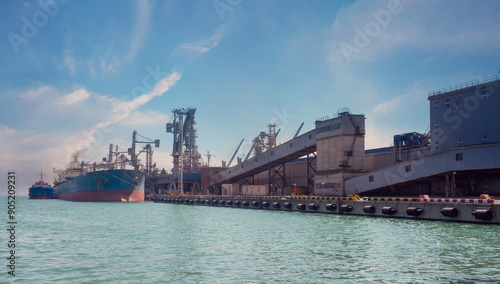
[152,75,500,198]
[345,75,500,197]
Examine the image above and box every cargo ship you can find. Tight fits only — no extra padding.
[28,172,54,199]
[54,154,145,202]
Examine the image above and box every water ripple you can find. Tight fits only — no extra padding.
[3,197,499,283]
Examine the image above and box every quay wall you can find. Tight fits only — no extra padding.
[153,196,499,225]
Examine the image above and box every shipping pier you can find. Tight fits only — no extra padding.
[153,195,500,224]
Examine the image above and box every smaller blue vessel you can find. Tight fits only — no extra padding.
[29,172,54,199]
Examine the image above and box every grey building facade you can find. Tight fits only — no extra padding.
[428,75,500,152]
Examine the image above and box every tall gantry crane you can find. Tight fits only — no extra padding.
[166,108,201,194]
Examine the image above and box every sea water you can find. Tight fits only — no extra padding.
[2,196,499,283]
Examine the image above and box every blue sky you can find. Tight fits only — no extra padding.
[1,0,500,194]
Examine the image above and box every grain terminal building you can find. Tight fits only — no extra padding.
[344,75,500,197]
[204,75,500,198]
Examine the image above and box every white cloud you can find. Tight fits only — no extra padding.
[124,0,150,62]
[372,96,405,115]
[372,83,427,116]
[0,125,65,194]
[76,0,151,76]
[20,85,55,100]
[59,89,91,107]
[64,71,181,154]
[121,110,168,126]
[1,72,181,195]
[327,0,500,65]
[364,120,399,149]
[100,57,120,73]
[173,25,227,56]
[64,56,76,75]
[87,59,96,76]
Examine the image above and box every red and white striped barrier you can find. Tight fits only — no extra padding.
[416,198,494,204]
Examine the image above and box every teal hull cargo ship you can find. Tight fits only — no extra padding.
[54,169,145,202]
[28,173,54,199]
[54,154,145,202]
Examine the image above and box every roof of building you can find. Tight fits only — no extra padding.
[428,74,500,98]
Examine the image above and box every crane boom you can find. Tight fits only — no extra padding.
[227,139,244,167]
[293,122,304,139]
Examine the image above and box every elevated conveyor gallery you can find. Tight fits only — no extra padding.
[209,130,317,186]
[345,143,500,195]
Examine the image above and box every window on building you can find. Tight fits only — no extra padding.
[457,95,462,101]
[435,140,440,151]
[481,89,489,101]
[405,165,412,172]
[434,120,439,130]
[456,153,463,161]
[434,100,439,111]
[482,133,488,143]
[369,175,374,182]
[344,151,353,157]
[445,98,450,109]
[457,136,463,147]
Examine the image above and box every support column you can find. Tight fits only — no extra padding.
[451,172,456,197]
[307,152,317,195]
[445,172,449,197]
[268,164,286,195]
[282,162,286,189]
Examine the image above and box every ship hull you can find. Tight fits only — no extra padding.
[29,186,54,199]
[54,169,145,202]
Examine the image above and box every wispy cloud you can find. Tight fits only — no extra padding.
[173,25,227,56]
[20,85,55,100]
[59,89,91,107]
[1,71,181,193]
[124,0,151,62]
[64,71,181,154]
[120,110,168,126]
[327,0,500,65]
[74,0,152,76]
[64,56,77,75]
[371,82,428,116]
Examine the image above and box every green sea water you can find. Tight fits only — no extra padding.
[2,196,500,283]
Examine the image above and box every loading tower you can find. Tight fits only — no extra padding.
[166,108,201,194]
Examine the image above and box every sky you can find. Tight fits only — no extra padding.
[1,0,500,195]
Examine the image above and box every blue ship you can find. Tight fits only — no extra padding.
[54,169,145,202]
[29,173,54,199]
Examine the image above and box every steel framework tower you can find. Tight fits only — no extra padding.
[166,108,201,194]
